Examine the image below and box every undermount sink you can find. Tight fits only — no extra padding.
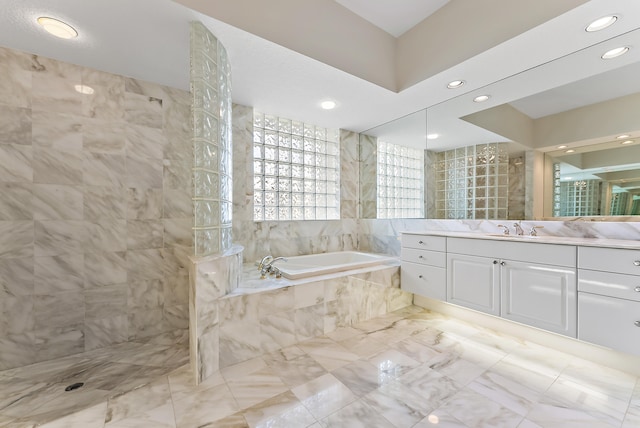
[486,234,541,239]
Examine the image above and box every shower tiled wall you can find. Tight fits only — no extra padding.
[0,46,191,370]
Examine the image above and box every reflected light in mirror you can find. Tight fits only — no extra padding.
[37,17,78,39]
[557,145,568,149]
[427,133,439,140]
[617,134,631,139]
[621,140,635,145]
[566,149,575,153]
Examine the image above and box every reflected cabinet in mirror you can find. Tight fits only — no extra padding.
[361,25,640,221]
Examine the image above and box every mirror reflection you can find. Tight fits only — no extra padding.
[361,26,640,220]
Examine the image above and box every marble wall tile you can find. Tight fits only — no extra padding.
[219,319,262,368]
[33,184,83,220]
[126,156,163,188]
[124,92,163,129]
[163,159,191,190]
[126,220,163,250]
[85,285,128,320]
[84,315,128,351]
[0,257,34,297]
[1,295,34,334]
[164,189,192,218]
[0,61,31,109]
[82,118,126,154]
[82,82,124,120]
[164,274,190,307]
[127,187,163,219]
[197,326,220,382]
[0,144,32,182]
[83,152,125,187]
[0,220,33,259]
[84,185,125,221]
[84,218,127,253]
[126,249,166,281]
[128,279,164,311]
[0,105,31,145]
[164,218,193,247]
[261,310,297,353]
[31,74,83,115]
[0,183,33,220]
[33,291,85,329]
[295,303,325,342]
[33,147,84,185]
[32,111,82,151]
[34,254,84,294]
[84,251,127,288]
[127,308,166,340]
[126,123,166,160]
[33,323,85,361]
[31,55,83,80]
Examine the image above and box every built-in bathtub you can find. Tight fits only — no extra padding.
[269,251,395,279]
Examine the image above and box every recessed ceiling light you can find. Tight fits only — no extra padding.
[473,95,490,103]
[320,100,336,110]
[447,80,465,89]
[565,176,573,180]
[557,145,568,149]
[601,46,629,59]
[621,140,634,145]
[37,17,78,39]
[586,15,618,32]
[426,133,439,140]
[74,84,94,95]
[617,134,631,139]
[566,149,575,153]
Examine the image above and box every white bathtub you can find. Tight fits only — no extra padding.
[270,251,394,279]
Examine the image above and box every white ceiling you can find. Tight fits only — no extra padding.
[0,0,639,139]
[334,0,449,37]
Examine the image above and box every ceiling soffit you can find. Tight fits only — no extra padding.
[175,0,588,92]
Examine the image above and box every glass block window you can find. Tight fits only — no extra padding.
[253,112,340,221]
[556,179,601,216]
[435,143,509,219]
[610,191,629,215]
[376,141,424,219]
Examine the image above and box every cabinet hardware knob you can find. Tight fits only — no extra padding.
[418,240,424,244]
[493,260,498,264]
[418,275,423,279]
[635,321,640,327]
[500,261,506,266]
[418,255,424,259]
[635,286,640,292]
[634,261,640,266]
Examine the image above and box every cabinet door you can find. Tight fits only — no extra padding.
[401,262,446,300]
[501,260,577,337]
[447,253,499,315]
[579,293,640,356]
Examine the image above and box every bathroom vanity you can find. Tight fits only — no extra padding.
[401,231,640,356]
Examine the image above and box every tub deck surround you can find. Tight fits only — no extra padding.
[189,247,409,385]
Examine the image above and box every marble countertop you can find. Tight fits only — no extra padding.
[401,230,640,250]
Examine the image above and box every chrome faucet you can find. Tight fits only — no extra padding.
[513,222,524,236]
[529,225,544,236]
[496,224,510,235]
[259,256,288,279]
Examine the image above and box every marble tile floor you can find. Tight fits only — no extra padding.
[3,306,640,427]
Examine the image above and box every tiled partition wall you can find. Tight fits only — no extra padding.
[0,46,191,370]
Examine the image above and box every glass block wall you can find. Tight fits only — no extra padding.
[253,112,340,221]
[555,179,601,216]
[190,22,233,256]
[376,141,424,219]
[610,191,629,215]
[435,143,509,219]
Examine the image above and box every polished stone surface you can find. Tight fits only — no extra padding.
[4,306,640,427]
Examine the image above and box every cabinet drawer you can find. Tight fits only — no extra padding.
[578,293,640,356]
[401,234,446,251]
[401,262,446,300]
[578,269,640,302]
[401,248,446,267]
[578,247,640,276]
[447,237,575,267]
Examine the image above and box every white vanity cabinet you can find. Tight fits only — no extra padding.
[578,247,640,355]
[401,235,447,300]
[447,238,577,336]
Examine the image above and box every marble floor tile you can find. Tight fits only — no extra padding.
[368,349,420,381]
[439,387,524,428]
[241,390,316,428]
[399,364,461,409]
[362,381,432,428]
[105,377,172,425]
[526,398,618,428]
[263,353,327,388]
[338,333,390,358]
[226,366,289,409]
[331,359,384,396]
[292,373,357,420]
[318,399,395,428]
[412,409,470,427]
[299,338,360,371]
[38,403,107,428]
[467,370,541,417]
[172,382,239,427]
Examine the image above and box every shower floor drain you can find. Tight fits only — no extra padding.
[64,382,84,392]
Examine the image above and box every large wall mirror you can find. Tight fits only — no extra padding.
[361,25,640,221]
